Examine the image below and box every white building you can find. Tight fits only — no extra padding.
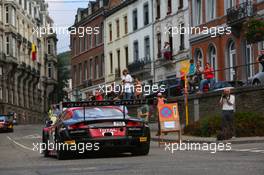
[153,0,190,82]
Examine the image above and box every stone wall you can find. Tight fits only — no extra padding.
[168,86,264,127]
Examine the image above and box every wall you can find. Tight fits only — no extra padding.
[168,86,264,126]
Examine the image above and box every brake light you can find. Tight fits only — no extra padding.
[68,123,89,130]
[126,121,142,127]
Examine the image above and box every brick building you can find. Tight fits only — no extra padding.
[70,0,116,100]
[189,0,264,82]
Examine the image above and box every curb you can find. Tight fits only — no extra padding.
[150,137,264,144]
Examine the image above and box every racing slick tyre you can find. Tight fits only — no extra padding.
[131,142,150,156]
[42,135,49,157]
[56,149,70,160]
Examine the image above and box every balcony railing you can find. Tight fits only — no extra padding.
[127,58,151,74]
[227,1,254,25]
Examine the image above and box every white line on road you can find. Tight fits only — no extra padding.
[7,136,33,151]
[232,148,264,153]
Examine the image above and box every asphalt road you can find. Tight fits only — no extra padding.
[0,125,263,175]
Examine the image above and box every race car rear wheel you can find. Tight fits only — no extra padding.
[131,142,150,156]
[57,149,69,160]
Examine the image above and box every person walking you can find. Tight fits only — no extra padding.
[121,69,133,100]
[219,88,235,140]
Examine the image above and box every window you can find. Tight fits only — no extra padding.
[84,61,87,80]
[116,19,120,38]
[0,66,2,76]
[143,3,149,26]
[167,0,172,15]
[47,40,51,54]
[208,45,217,77]
[132,9,138,31]
[89,34,92,49]
[117,50,120,76]
[157,33,161,58]
[246,43,253,78]
[24,0,27,10]
[78,63,82,84]
[73,65,77,85]
[89,59,93,79]
[133,41,139,61]
[79,37,82,53]
[5,6,9,24]
[125,46,128,67]
[144,37,150,60]
[0,5,2,22]
[156,0,160,19]
[48,63,52,78]
[100,54,104,77]
[228,41,236,81]
[109,53,113,74]
[206,0,216,21]
[83,34,87,51]
[73,38,76,55]
[109,23,112,42]
[12,36,16,57]
[178,0,183,9]
[95,57,98,79]
[194,49,203,65]
[124,16,128,34]
[193,0,202,26]
[180,24,185,50]
[100,22,104,43]
[6,35,10,55]
[29,2,32,15]
[0,87,2,100]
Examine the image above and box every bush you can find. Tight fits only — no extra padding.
[184,112,264,137]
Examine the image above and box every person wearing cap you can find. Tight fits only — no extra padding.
[219,88,236,140]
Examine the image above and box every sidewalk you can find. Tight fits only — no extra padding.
[149,123,264,144]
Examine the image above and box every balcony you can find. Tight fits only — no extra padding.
[82,79,93,88]
[127,58,151,75]
[227,1,255,26]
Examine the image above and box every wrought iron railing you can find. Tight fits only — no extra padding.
[127,58,151,73]
[227,1,254,25]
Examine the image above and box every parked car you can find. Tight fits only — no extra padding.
[0,115,14,132]
[249,72,264,85]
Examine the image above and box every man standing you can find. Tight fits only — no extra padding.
[256,53,264,72]
[219,88,235,140]
[121,69,133,100]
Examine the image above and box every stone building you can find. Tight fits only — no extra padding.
[0,0,58,123]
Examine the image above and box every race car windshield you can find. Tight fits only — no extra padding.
[0,116,7,122]
[73,107,125,119]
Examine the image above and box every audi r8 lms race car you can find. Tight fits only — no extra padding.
[0,115,14,132]
[42,100,151,160]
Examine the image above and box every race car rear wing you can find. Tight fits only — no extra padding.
[62,99,153,121]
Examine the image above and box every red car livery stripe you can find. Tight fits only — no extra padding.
[89,128,126,138]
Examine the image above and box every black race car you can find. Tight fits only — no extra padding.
[42,101,150,160]
[0,115,14,132]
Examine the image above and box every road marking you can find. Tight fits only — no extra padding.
[7,136,33,151]
[232,148,264,154]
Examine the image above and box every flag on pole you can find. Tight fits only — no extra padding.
[32,43,37,61]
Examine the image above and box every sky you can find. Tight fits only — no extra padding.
[47,0,90,54]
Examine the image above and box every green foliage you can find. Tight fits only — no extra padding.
[244,18,264,43]
[184,112,264,137]
[55,51,71,102]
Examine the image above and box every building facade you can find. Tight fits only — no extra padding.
[0,0,58,123]
[153,0,190,82]
[71,0,108,100]
[189,0,264,82]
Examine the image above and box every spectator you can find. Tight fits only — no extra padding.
[198,63,215,93]
[121,69,133,100]
[195,60,204,84]
[256,54,264,72]
[134,77,142,99]
[163,42,172,60]
[188,59,196,92]
[95,90,103,101]
[156,93,166,136]
[219,88,235,140]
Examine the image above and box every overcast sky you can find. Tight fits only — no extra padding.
[47,0,89,54]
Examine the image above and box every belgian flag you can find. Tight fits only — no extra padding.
[32,43,37,61]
